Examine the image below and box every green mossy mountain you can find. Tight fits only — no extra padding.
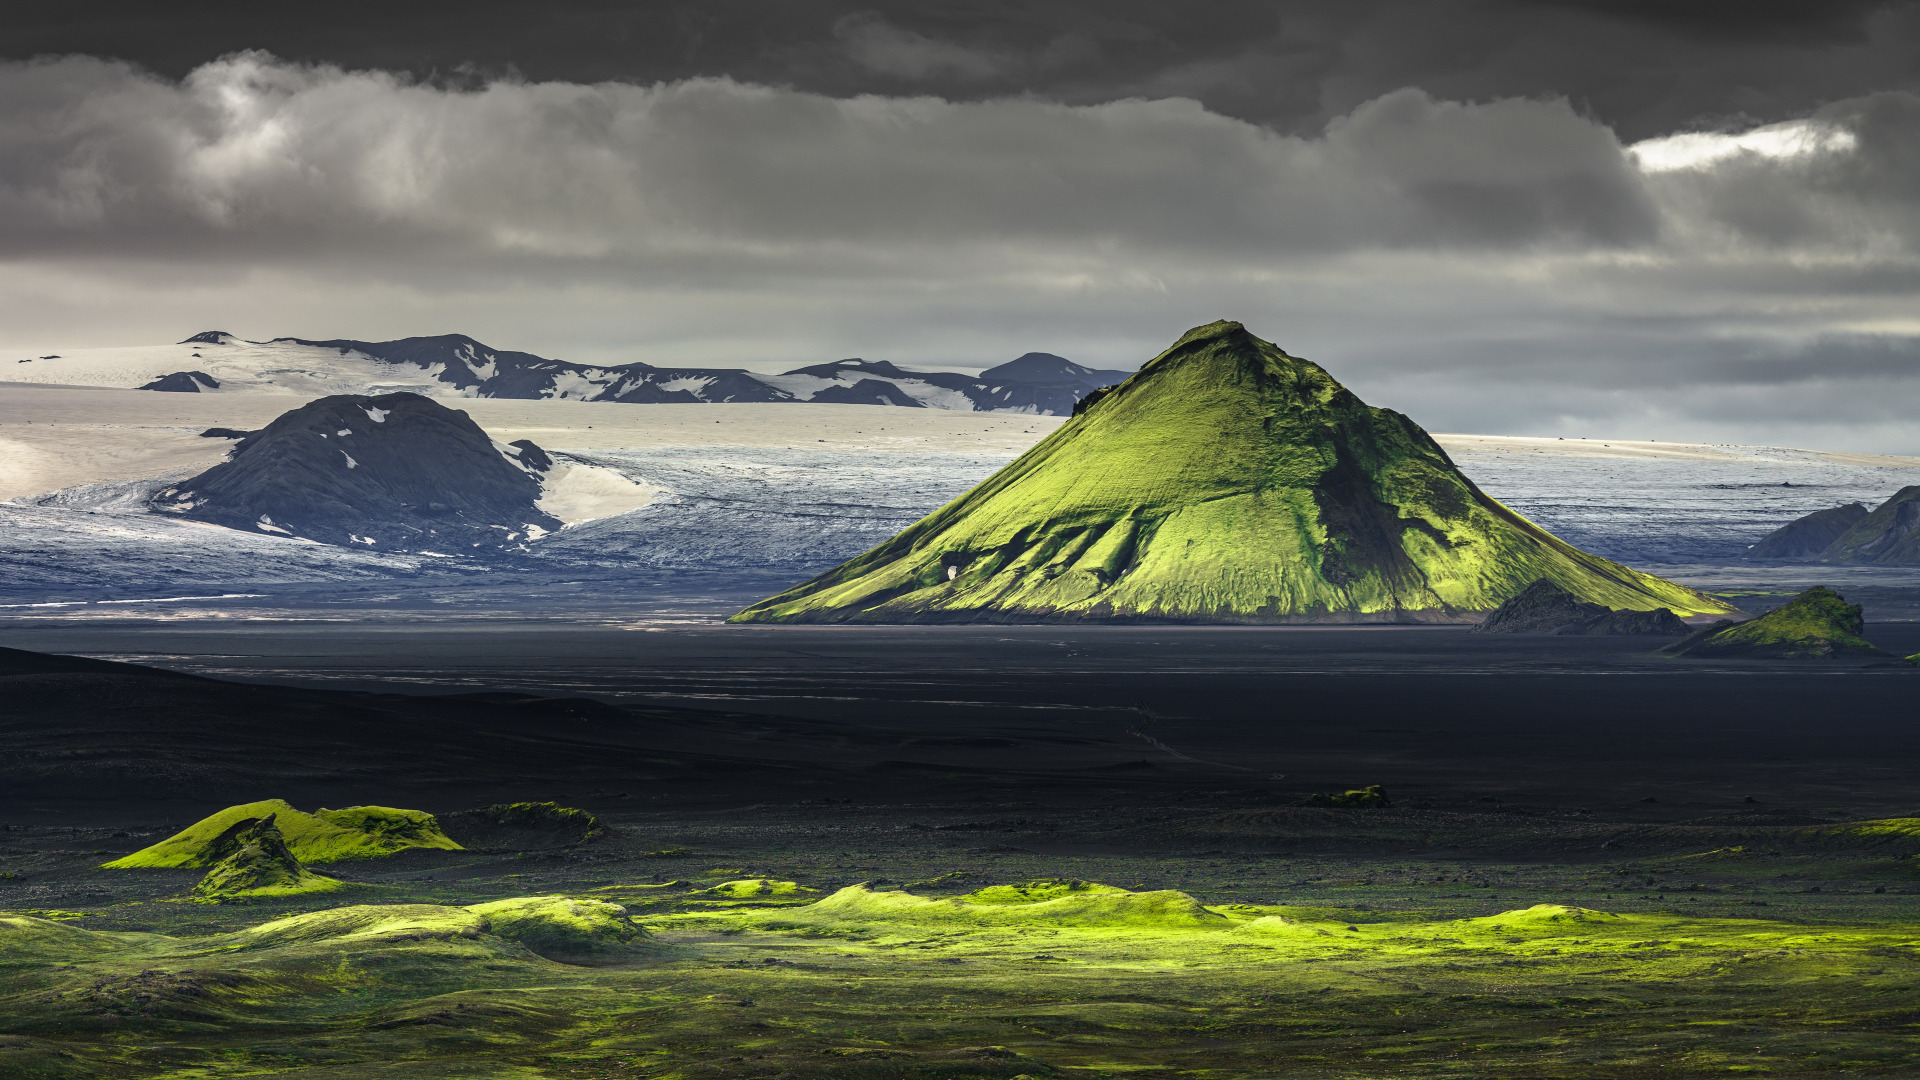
[1661,586,1882,659]
[733,321,1728,624]
[104,799,461,869]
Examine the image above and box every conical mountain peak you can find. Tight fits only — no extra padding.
[733,322,1729,625]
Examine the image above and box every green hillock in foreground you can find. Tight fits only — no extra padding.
[103,799,462,869]
[734,321,1728,623]
[1662,586,1883,659]
[4,880,1920,1077]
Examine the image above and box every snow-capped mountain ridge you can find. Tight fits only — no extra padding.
[1,332,1128,414]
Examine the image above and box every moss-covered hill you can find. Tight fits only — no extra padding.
[733,321,1728,624]
[104,799,461,869]
[1662,586,1883,659]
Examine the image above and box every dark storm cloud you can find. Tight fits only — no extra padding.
[6,1,1919,139]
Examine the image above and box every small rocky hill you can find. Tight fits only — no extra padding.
[139,370,220,392]
[1473,579,1689,635]
[979,352,1130,386]
[1661,586,1881,659]
[152,391,559,552]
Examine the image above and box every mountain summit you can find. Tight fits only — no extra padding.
[732,321,1728,624]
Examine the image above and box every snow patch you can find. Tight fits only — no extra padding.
[342,451,358,469]
[537,461,660,526]
[255,515,291,535]
[362,406,390,423]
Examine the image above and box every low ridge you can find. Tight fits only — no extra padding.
[1473,579,1690,635]
[732,321,1729,624]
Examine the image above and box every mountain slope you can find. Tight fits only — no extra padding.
[1743,502,1870,561]
[732,321,1729,624]
[153,391,560,551]
[1819,486,1920,564]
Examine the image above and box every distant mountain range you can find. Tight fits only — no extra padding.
[145,332,1130,415]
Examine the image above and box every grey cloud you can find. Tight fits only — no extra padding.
[1,52,1919,451]
[8,2,1920,141]
[0,56,1659,263]
[833,13,1012,81]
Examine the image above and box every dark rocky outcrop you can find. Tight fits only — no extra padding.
[978,352,1131,386]
[1818,487,1920,565]
[153,391,559,552]
[810,378,926,407]
[1743,503,1870,561]
[179,331,236,345]
[140,371,220,392]
[440,802,606,851]
[199,427,254,440]
[1306,785,1391,808]
[1661,586,1881,659]
[1473,579,1690,635]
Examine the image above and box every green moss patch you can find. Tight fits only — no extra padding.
[1307,784,1392,807]
[7,890,1920,1078]
[786,882,1227,930]
[693,878,816,900]
[465,895,649,961]
[102,799,461,869]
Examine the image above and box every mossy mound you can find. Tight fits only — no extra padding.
[231,904,491,950]
[695,878,815,900]
[1661,586,1881,659]
[1469,905,1622,933]
[440,801,604,850]
[104,799,461,869]
[464,896,650,961]
[0,915,158,962]
[799,882,1225,929]
[1306,785,1392,808]
[733,321,1727,624]
[190,815,341,902]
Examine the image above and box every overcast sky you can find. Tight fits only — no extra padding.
[5,1,1920,449]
